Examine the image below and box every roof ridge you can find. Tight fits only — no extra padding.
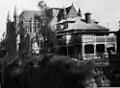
[19,10,42,21]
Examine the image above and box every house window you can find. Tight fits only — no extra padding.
[85,44,94,54]
[107,43,115,53]
[96,44,105,53]
[64,22,68,29]
[61,25,64,29]
[57,24,61,30]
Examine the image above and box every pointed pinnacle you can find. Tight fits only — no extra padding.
[7,11,10,22]
[14,6,17,16]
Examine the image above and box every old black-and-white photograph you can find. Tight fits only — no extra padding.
[0,0,120,88]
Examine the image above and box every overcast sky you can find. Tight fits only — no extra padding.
[0,0,120,38]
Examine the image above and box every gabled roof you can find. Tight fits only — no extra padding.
[19,10,42,22]
[57,4,78,21]
[67,4,78,18]
[66,5,72,14]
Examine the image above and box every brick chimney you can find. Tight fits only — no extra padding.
[85,12,91,23]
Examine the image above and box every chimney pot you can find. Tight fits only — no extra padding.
[85,12,91,23]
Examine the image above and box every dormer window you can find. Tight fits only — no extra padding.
[64,22,68,29]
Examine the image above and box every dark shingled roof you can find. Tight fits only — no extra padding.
[57,5,72,21]
[19,10,42,22]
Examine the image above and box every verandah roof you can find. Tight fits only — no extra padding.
[64,19,109,32]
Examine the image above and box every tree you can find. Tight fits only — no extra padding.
[38,1,48,12]
[37,1,59,53]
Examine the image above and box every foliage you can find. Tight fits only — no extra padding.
[36,1,58,52]
[0,37,9,58]
[38,1,47,11]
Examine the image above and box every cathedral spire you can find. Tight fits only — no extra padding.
[7,11,11,22]
[14,6,17,17]
[13,6,19,28]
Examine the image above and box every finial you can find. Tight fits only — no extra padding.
[72,2,73,6]
[72,0,74,6]
[78,8,82,17]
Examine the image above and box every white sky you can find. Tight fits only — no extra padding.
[0,0,120,38]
